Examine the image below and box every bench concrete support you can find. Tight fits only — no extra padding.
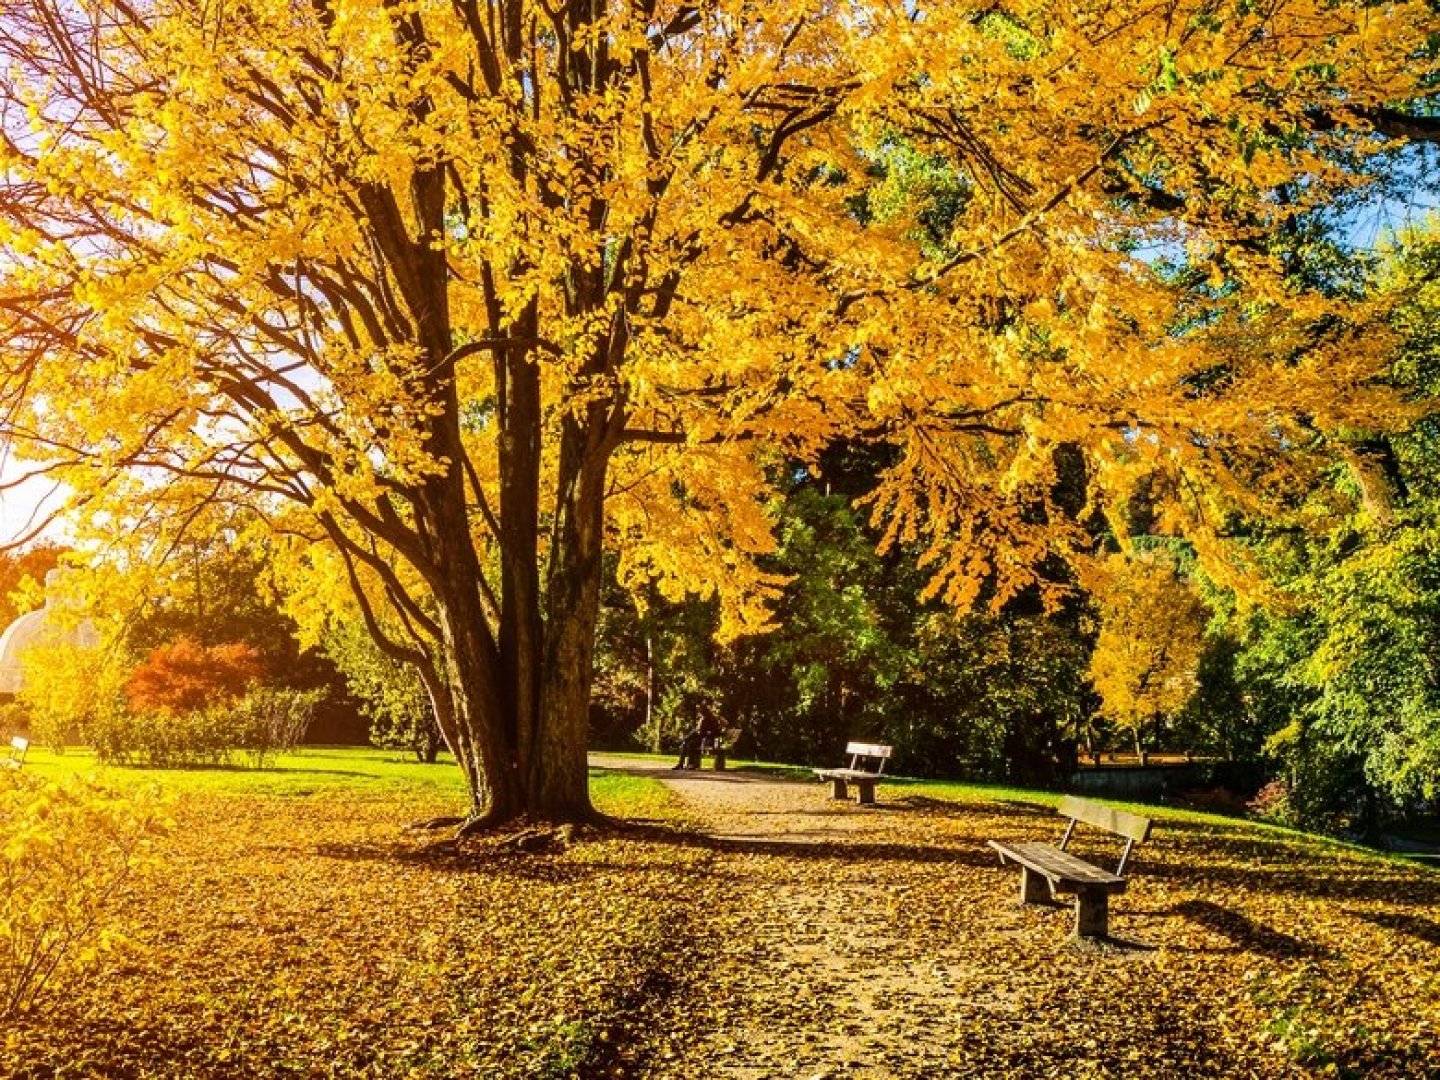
[1074,888,1109,939]
[816,743,893,806]
[825,777,877,803]
[1020,867,1050,904]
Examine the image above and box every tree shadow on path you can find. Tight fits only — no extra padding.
[889,793,1057,818]
[1166,898,1332,960]
[1351,908,1440,947]
[311,813,1003,883]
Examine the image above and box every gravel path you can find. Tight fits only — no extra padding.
[588,758,1125,1079]
[596,757,947,1077]
[585,756,1279,1080]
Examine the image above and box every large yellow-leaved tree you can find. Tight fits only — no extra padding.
[0,0,1434,825]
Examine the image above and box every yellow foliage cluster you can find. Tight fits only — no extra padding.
[0,772,169,1017]
[17,641,129,752]
[1088,551,1209,743]
[0,0,1429,617]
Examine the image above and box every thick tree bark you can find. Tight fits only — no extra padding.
[530,415,611,820]
[413,338,605,826]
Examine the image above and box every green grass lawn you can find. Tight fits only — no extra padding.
[24,742,1417,867]
[18,744,676,817]
[19,744,471,796]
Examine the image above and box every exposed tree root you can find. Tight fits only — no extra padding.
[443,807,618,850]
[407,815,466,831]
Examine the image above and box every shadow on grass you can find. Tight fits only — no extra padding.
[1133,848,1440,905]
[891,794,1056,818]
[592,762,810,787]
[1351,908,1440,947]
[313,817,1001,882]
[94,762,387,779]
[1167,899,1332,960]
[316,795,1440,907]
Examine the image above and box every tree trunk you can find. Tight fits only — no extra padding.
[415,717,441,764]
[412,368,611,826]
[434,569,524,824]
[644,631,658,754]
[529,416,609,821]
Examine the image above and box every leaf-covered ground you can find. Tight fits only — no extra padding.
[628,766,1440,1079]
[6,750,1439,1078]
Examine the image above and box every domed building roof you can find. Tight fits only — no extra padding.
[0,570,100,696]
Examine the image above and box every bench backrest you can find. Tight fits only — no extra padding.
[1056,795,1152,876]
[846,742,892,775]
[701,728,741,750]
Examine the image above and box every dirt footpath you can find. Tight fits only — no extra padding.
[587,757,1266,1080]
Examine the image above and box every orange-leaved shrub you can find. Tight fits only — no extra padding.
[124,637,264,717]
[95,638,318,767]
[0,772,169,1016]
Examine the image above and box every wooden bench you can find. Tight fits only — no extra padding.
[702,727,742,771]
[815,742,892,805]
[988,795,1153,940]
[3,736,28,770]
[681,727,742,770]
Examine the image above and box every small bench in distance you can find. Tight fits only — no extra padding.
[988,795,1153,940]
[815,742,892,805]
[704,727,743,770]
[684,727,743,770]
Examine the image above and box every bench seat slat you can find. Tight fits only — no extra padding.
[814,768,883,781]
[987,840,1127,892]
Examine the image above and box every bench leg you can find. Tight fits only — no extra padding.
[1019,867,1051,905]
[713,748,726,771]
[1073,889,1109,939]
[829,778,849,800]
[854,780,876,805]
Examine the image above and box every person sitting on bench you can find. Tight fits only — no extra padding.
[673,710,721,770]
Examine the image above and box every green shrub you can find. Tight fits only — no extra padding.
[1248,779,1300,828]
[91,687,320,768]
[90,706,229,767]
[223,686,323,767]
[323,619,442,762]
